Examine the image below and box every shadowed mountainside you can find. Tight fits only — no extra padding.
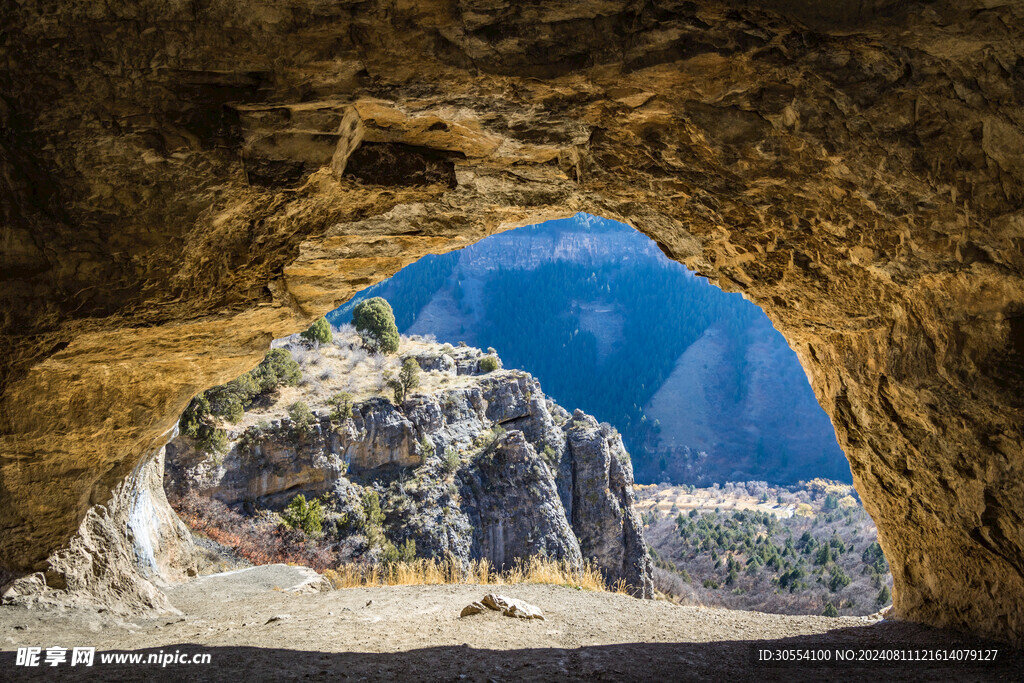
[329,216,848,486]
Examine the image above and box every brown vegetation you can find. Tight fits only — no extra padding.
[638,482,892,617]
[175,492,623,593]
[173,493,339,571]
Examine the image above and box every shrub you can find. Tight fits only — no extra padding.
[419,436,435,458]
[300,317,333,345]
[442,447,460,473]
[381,538,417,566]
[478,355,499,373]
[197,427,228,456]
[203,375,257,423]
[726,567,738,586]
[400,357,420,388]
[361,489,386,548]
[288,401,316,433]
[192,348,302,430]
[875,585,891,607]
[237,424,267,455]
[179,394,212,438]
[387,358,420,404]
[474,424,506,451]
[353,297,400,354]
[251,348,302,393]
[281,494,324,536]
[173,493,337,571]
[862,541,887,569]
[822,602,839,617]
[328,392,353,422]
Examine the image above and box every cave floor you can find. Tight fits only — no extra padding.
[1,566,1018,681]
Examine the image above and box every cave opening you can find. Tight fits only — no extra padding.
[165,212,892,618]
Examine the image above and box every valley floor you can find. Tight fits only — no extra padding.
[0,565,1018,682]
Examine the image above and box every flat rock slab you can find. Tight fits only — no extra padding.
[169,564,330,600]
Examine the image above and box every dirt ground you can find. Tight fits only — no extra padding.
[1,565,1019,681]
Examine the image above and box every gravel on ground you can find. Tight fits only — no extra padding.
[1,565,1018,681]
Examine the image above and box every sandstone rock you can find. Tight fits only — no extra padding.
[479,374,533,424]
[1,573,47,602]
[481,594,545,620]
[409,352,457,376]
[1,0,1023,644]
[347,399,423,471]
[128,442,199,586]
[165,418,350,507]
[283,571,332,594]
[2,444,189,615]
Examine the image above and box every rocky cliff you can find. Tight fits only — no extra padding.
[1,0,1023,644]
[164,336,653,596]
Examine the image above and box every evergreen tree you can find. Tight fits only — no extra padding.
[353,297,400,354]
[300,317,332,345]
[387,358,420,404]
[282,494,324,536]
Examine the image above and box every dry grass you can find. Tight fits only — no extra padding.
[239,327,496,432]
[323,556,625,593]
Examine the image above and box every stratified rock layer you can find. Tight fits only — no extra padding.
[3,441,195,614]
[1,0,1023,643]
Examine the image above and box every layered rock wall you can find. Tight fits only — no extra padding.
[1,0,1023,641]
[166,365,652,593]
[566,412,655,597]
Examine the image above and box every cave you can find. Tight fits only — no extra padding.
[1,0,1023,648]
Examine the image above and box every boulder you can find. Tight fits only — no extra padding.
[409,352,457,376]
[481,593,545,620]
[459,601,487,617]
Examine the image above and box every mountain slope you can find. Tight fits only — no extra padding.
[328,215,848,486]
